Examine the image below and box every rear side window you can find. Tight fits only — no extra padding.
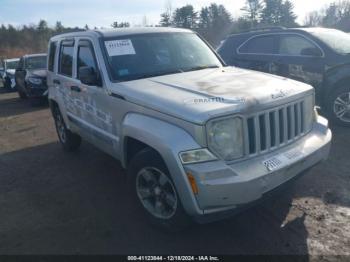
[239,35,276,54]
[279,35,321,56]
[77,41,98,78]
[59,41,74,77]
[48,41,57,72]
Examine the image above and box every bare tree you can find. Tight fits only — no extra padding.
[142,15,148,27]
[160,0,173,26]
[304,11,322,26]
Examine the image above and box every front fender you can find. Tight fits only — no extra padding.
[121,113,204,216]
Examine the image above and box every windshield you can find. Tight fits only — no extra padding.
[6,61,19,70]
[26,56,47,69]
[103,33,222,81]
[310,29,350,54]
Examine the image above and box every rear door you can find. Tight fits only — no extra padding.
[235,34,280,74]
[56,39,84,134]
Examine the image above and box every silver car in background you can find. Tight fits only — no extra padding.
[47,28,331,230]
[2,58,20,90]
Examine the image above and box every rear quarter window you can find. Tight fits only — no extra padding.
[279,35,320,56]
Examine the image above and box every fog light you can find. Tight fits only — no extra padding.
[180,149,217,164]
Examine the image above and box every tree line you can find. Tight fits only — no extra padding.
[0,20,85,59]
[1,0,350,60]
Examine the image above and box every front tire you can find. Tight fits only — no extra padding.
[18,90,27,99]
[4,77,11,91]
[53,106,81,152]
[328,86,350,127]
[128,148,192,231]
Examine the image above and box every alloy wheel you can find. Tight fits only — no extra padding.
[55,112,67,143]
[136,167,178,219]
[333,92,350,123]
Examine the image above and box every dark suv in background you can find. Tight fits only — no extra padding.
[15,53,47,104]
[218,27,350,126]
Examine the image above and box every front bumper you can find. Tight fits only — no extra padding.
[182,116,331,218]
[26,83,48,97]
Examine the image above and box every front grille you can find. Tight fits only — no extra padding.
[246,99,309,156]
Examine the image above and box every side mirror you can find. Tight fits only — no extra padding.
[79,66,101,86]
[301,48,322,57]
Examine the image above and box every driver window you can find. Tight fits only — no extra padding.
[77,41,98,80]
[279,35,321,56]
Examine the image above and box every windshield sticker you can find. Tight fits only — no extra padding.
[105,39,136,56]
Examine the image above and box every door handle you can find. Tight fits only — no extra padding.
[70,86,81,92]
[53,79,60,85]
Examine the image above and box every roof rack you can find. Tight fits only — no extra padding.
[248,26,286,32]
[232,26,287,35]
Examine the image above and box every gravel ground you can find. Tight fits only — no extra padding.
[0,90,349,258]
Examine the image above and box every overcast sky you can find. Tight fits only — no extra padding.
[0,0,338,28]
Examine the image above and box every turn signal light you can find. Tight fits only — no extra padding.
[187,172,199,195]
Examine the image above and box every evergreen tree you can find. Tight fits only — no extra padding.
[111,21,130,28]
[198,4,233,45]
[280,0,297,27]
[172,5,198,29]
[55,21,64,33]
[160,12,172,26]
[261,0,297,27]
[241,0,263,27]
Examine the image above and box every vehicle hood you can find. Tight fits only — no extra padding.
[111,67,314,124]
[26,69,47,78]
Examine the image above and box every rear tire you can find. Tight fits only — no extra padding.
[327,86,350,127]
[128,148,192,231]
[53,106,81,152]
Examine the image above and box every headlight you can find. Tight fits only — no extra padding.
[180,149,217,164]
[28,77,42,85]
[207,117,244,161]
[304,95,315,131]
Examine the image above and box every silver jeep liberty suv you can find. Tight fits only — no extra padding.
[47,28,331,230]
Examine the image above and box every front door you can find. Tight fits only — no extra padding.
[73,39,118,156]
[275,34,326,100]
[236,34,279,74]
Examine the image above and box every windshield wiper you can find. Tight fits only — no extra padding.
[182,65,220,72]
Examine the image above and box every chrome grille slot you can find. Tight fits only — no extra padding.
[247,117,256,154]
[259,114,267,151]
[246,99,309,157]
[269,112,276,148]
[287,105,292,141]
